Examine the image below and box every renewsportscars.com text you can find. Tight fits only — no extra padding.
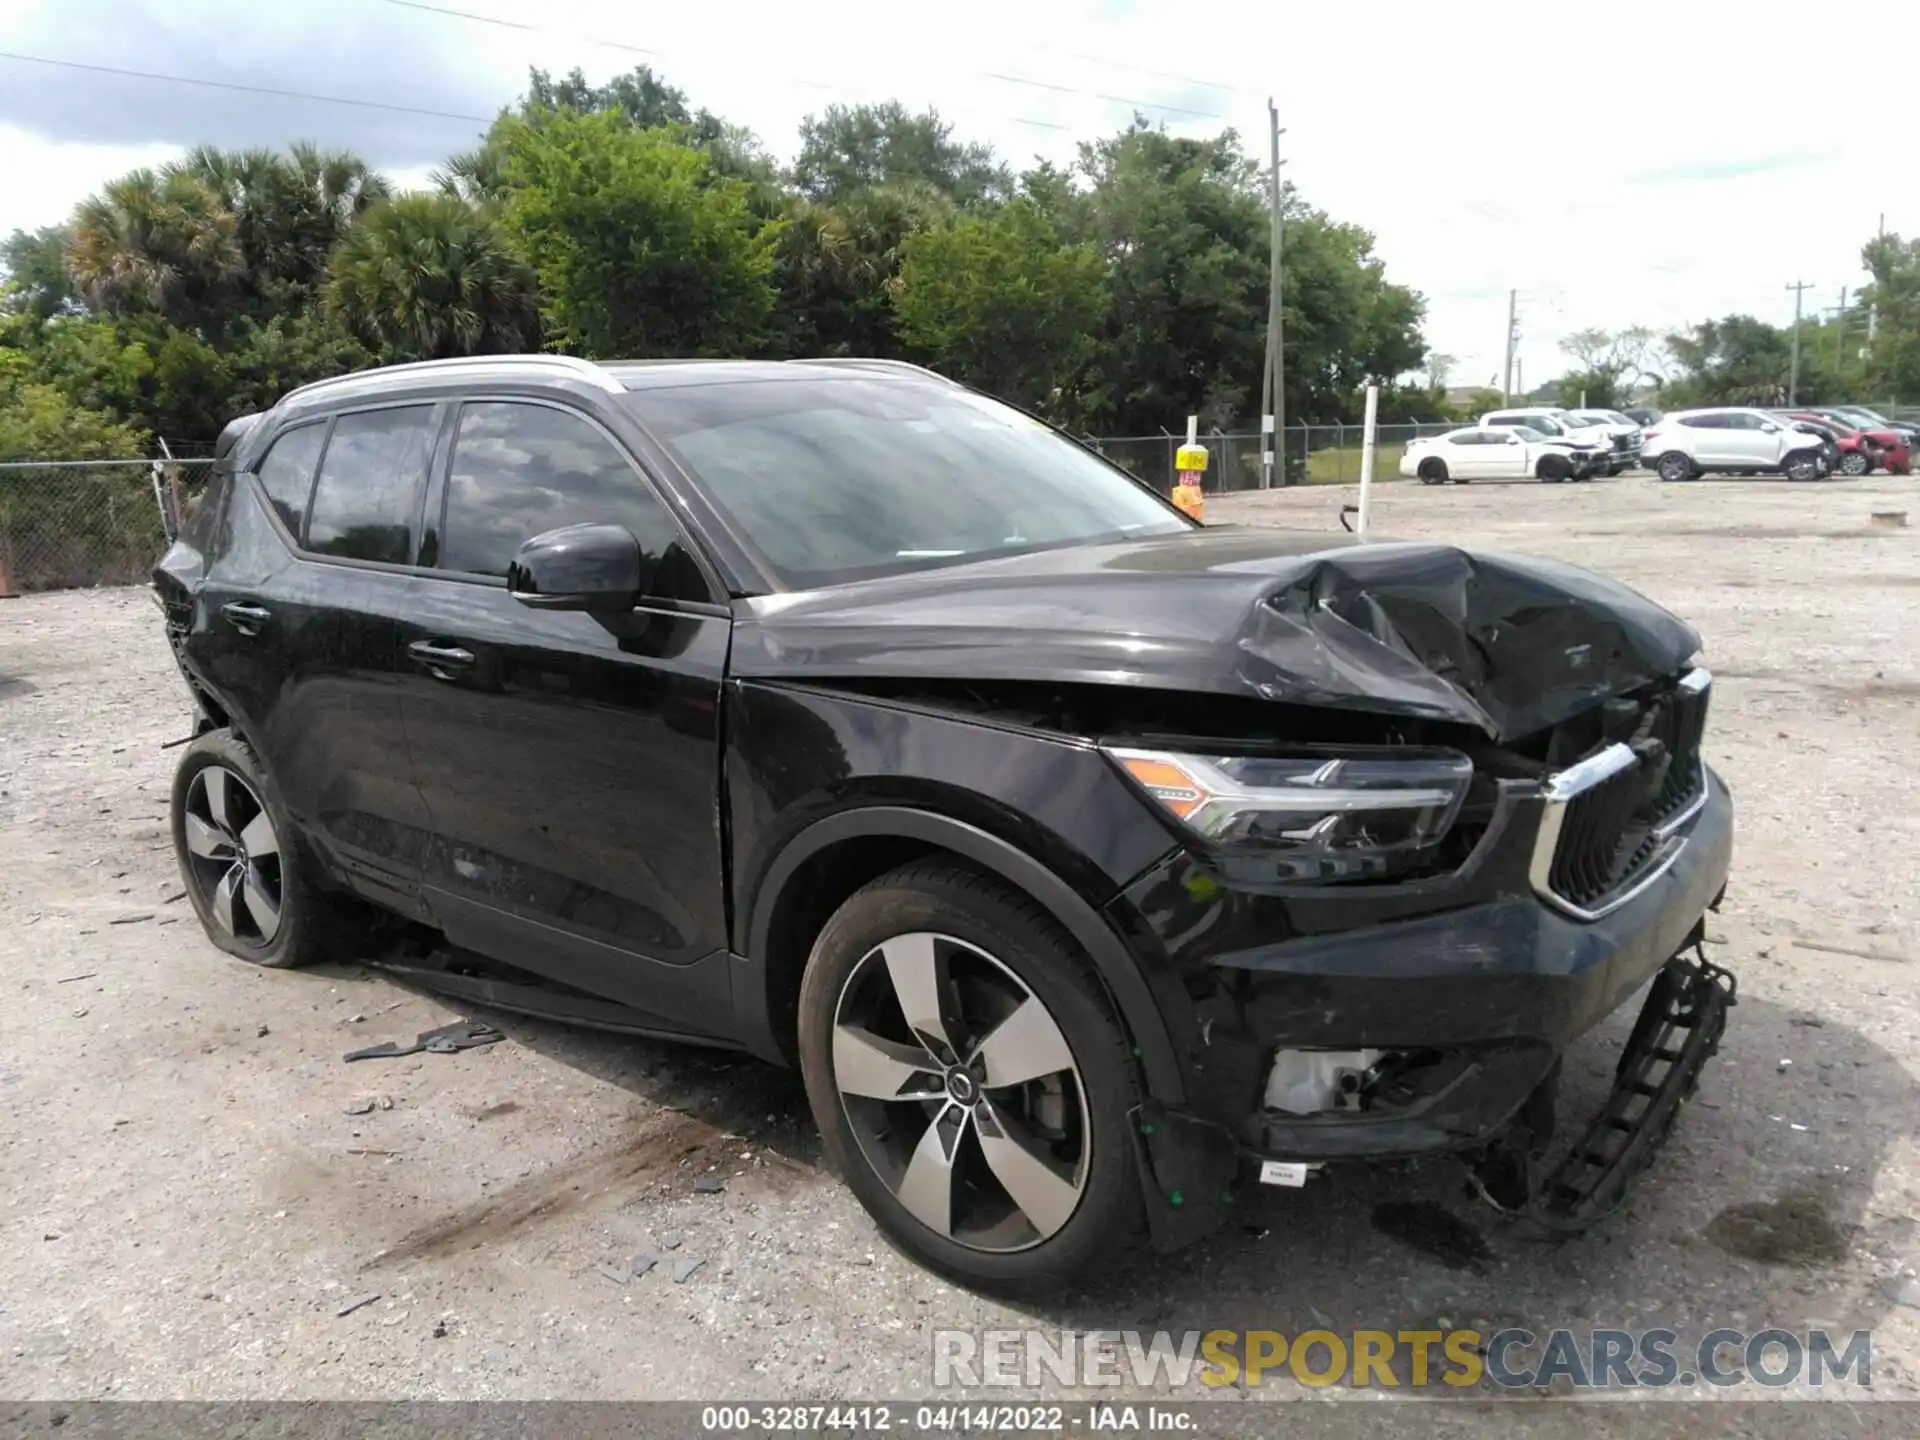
[932,1327,1873,1391]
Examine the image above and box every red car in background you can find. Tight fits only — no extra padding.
[1780,412,1911,476]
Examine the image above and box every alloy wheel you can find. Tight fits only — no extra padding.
[831,932,1091,1253]
[181,764,284,944]
[1658,454,1691,483]
[1840,451,1871,476]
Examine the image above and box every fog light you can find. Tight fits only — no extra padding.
[1264,1048,1387,1116]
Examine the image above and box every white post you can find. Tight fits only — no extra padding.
[1186,414,1199,449]
[1356,384,1379,543]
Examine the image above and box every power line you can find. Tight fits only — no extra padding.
[374,0,1213,125]
[975,71,1228,120]
[0,48,494,124]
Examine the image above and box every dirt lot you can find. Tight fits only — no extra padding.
[2,470,1917,1411]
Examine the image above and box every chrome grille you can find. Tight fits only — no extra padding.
[1531,669,1711,920]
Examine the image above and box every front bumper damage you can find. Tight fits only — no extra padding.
[1118,765,1734,1252]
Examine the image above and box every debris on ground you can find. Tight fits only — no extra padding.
[256,1024,270,1037]
[694,1177,726,1195]
[335,1292,382,1317]
[660,1231,684,1251]
[1792,939,1911,965]
[1705,1193,1850,1265]
[631,1254,658,1278]
[672,1257,705,1284]
[432,1318,448,1338]
[108,913,153,926]
[596,1262,630,1287]
[344,1099,377,1116]
[344,1020,505,1063]
[55,973,96,985]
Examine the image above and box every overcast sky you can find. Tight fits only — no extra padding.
[3,0,1914,392]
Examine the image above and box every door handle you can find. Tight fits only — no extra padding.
[407,640,476,678]
[220,601,271,635]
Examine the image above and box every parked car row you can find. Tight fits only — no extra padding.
[1399,404,1643,484]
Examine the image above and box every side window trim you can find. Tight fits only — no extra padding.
[434,393,724,604]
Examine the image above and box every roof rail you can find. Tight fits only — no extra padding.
[787,357,957,385]
[283,354,621,403]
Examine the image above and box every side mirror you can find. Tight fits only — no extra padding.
[1506,435,1522,445]
[1760,422,1778,433]
[508,523,653,611]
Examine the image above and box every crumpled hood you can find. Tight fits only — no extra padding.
[731,527,1701,742]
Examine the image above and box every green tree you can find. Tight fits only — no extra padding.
[168,143,391,310]
[1861,232,1920,399]
[497,109,780,358]
[67,169,244,328]
[1662,315,1793,405]
[892,200,1106,422]
[326,193,540,361]
[1,226,78,321]
[794,103,1010,206]
[0,347,148,460]
[767,183,953,359]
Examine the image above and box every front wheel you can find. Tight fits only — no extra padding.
[797,862,1146,1295]
[1655,452,1695,483]
[1536,453,1571,483]
[1783,451,1823,482]
[1416,457,1449,485]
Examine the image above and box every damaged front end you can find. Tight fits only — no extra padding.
[735,526,1736,1248]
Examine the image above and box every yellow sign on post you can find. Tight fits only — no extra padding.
[1172,442,1209,522]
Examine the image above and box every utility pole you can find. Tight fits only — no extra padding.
[1832,286,1848,386]
[1261,100,1285,487]
[1502,289,1518,404]
[1785,279,1812,404]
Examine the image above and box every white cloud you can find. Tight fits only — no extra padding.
[5,0,1916,397]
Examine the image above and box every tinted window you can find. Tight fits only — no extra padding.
[255,423,325,536]
[624,377,1189,588]
[441,402,702,597]
[307,406,434,563]
[1679,414,1721,429]
[1448,432,1484,446]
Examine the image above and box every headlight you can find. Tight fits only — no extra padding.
[1107,746,1474,881]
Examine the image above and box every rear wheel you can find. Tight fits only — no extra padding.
[1536,453,1571,483]
[1655,451,1695,483]
[1416,457,1449,485]
[170,728,371,968]
[797,862,1146,1295]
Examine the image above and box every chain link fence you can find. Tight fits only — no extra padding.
[1089,423,1470,495]
[0,459,212,595]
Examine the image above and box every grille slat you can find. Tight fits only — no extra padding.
[1540,673,1711,915]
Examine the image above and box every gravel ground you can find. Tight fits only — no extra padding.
[1,469,1916,1412]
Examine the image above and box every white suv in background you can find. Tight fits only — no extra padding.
[1479,407,1628,473]
[1640,408,1834,483]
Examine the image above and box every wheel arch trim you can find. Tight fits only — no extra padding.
[737,805,1186,1105]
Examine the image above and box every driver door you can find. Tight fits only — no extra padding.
[394,398,734,1033]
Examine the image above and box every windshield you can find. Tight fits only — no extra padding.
[1843,406,1891,424]
[624,376,1192,589]
[1517,416,1565,435]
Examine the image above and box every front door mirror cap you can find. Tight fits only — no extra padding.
[508,523,653,612]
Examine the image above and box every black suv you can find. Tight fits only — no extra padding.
[154,356,1735,1293]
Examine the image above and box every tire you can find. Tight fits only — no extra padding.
[1782,450,1822,482]
[1536,453,1571,483]
[1416,457,1449,485]
[1840,449,1874,476]
[170,728,369,968]
[1655,451,1695,483]
[797,861,1146,1295]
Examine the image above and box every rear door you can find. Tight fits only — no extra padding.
[1719,411,1777,467]
[1680,413,1730,465]
[396,397,734,1034]
[189,404,442,918]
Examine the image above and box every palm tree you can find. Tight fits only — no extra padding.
[166,144,391,303]
[68,169,244,323]
[432,140,510,208]
[326,193,540,360]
